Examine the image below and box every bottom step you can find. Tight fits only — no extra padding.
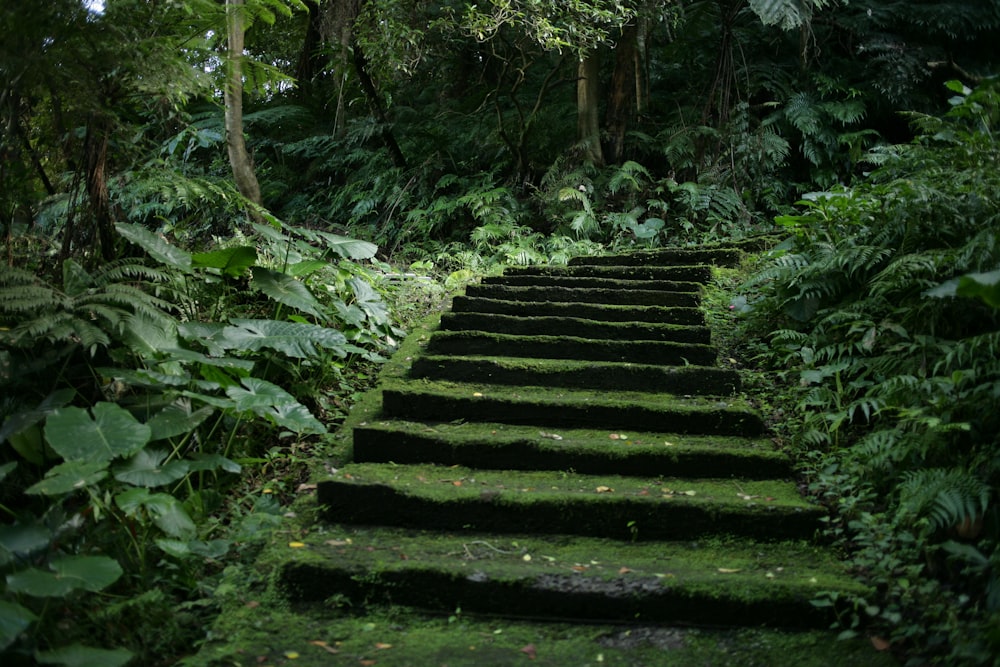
[280,525,866,630]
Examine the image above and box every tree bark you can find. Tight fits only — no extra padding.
[353,44,407,169]
[225,0,263,208]
[604,23,638,164]
[576,53,604,167]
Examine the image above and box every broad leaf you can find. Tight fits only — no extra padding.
[6,555,122,597]
[121,312,180,358]
[177,322,229,356]
[226,377,326,434]
[285,259,329,277]
[45,404,151,464]
[250,266,325,318]
[219,319,348,358]
[35,644,132,667]
[192,246,258,277]
[187,452,242,474]
[156,538,230,560]
[146,401,215,441]
[115,222,192,272]
[0,600,37,650]
[113,449,190,487]
[927,269,1000,308]
[0,388,76,445]
[114,488,197,539]
[25,461,108,496]
[297,227,378,259]
[0,522,52,566]
[748,0,829,30]
[0,461,15,482]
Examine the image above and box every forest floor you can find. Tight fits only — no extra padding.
[185,245,896,667]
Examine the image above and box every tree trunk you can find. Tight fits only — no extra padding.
[84,114,114,261]
[225,0,263,208]
[604,23,638,164]
[353,44,407,169]
[576,53,604,167]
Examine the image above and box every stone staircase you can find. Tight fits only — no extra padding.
[275,245,870,644]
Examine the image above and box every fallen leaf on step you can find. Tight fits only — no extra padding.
[374,643,392,650]
[618,567,632,574]
[520,643,537,660]
[595,486,614,493]
[539,432,563,440]
[309,640,339,655]
[609,433,621,440]
[717,568,741,573]
[288,541,306,548]
[870,636,891,651]
[473,392,484,397]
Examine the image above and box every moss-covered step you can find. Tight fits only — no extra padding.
[425,330,718,366]
[352,420,789,478]
[439,312,711,344]
[481,274,704,293]
[315,463,823,541]
[409,355,739,394]
[569,247,743,268]
[465,284,700,307]
[380,380,764,435]
[280,526,862,629]
[451,296,706,325]
[504,263,715,283]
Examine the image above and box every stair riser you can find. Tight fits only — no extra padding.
[465,285,700,307]
[481,275,702,292]
[381,390,765,436]
[569,248,742,268]
[409,357,740,394]
[281,564,833,629]
[352,428,791,478]
[439,313,710,344]
[451,297,706,325]
[425,335,718,366]
[316,481,821,541]
[505,265,715,283]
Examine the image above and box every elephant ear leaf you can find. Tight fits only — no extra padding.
[250,267,326,318]
[219,319,347,358]
[44,404,151,464]
[192,246,258,278]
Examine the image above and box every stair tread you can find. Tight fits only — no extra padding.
[451,296,706,324]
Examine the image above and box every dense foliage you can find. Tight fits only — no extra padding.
[1,0,998,664]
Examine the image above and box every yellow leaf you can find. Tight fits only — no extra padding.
[595,486,614,493]
[472,392,484,397]
[284,650,300,659]
[288,541,307,548]
[374,642,393,650]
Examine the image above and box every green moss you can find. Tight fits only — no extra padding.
[481,274,704,292]
[351,418,786,477]
[505,263,716,283]
[466,283,702,307]
[409,354,739,394]
[451,295,707,325]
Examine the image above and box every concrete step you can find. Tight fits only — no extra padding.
[352,420,789,478]
[425,330,718,366]
[281,525,865,629]
[481,274,704,292]
[451,296,705,325]
[465,284,700,308]
[379,380,765,436]
[316,462,823,541]
[409,355,739,394]
[569,247,743,268]
[439,312,711,344]
[504,263,715,283]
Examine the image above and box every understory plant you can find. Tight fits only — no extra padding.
[739,79,1000,665]
[0,215,400,664]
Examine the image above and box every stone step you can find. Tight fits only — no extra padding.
[409,355,739,394]
[425,330,718,366]
[504,263,715,283]
[281,526,865,629]
[481,274,704,292]
[352,420,789,478]
[451,296,705,325]
[316,463,823,541]
[569,247,743,268]
[465,284,700,308]
[439,312,711,344]
[379,380,765,436]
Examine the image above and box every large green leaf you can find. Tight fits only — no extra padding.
[25,461,109,496]
[44,404,151,464]
[748,0,829,30]
[121,312,180,358]
[218,319,347,358]
[250,266,326,318]
[35,644,132,667]
[177,322,229,356]
[187,452,242,474]
[115,488,196,539]
[145,400,215,441]
[0,600,36,650]
[0,388,76,445]
[115,222,193,272]
[6,555,122,597]
[226,377,326,434]
[192,245,258,277]
[0,522,52,566]
[927,269,1000,309]
[113,449,190,487]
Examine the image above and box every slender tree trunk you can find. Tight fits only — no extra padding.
[577,53,604,166]
[225,0,263,208]
[604,23,638,164]
[84,114,115,261]
[353,44,407,168]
